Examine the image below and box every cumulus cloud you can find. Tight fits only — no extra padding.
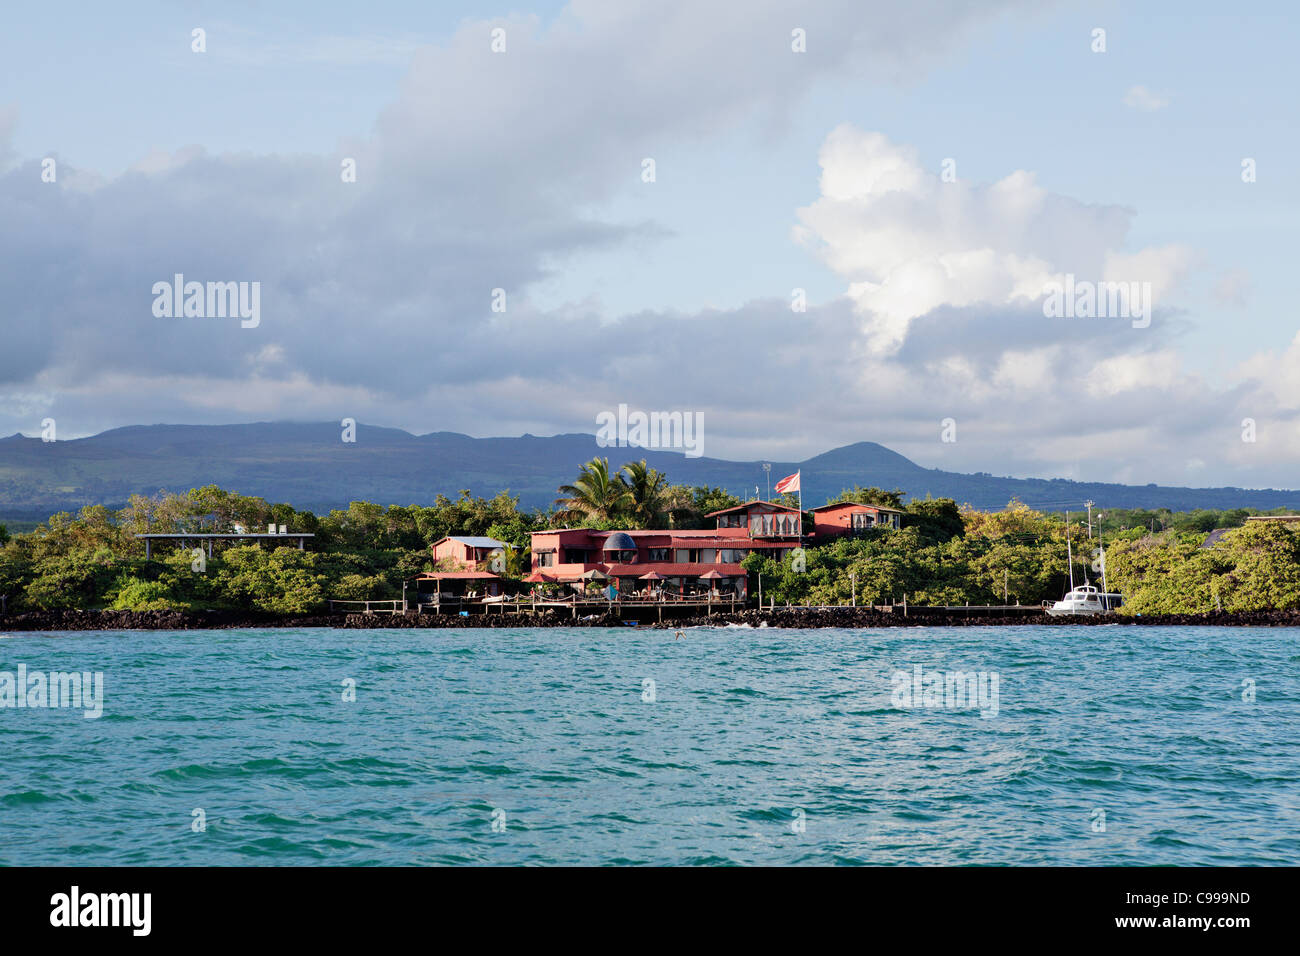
[793,124,1193,352]
[0,0,1017,402]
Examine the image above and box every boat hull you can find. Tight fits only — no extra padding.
[1046,604,1111,617]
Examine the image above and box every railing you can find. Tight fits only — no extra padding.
[328,591,747,616]
[748,521,803,538]
[327,599,404,614]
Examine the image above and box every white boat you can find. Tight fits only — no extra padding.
[1046,583,1123,616]
[1045,509,1123,616]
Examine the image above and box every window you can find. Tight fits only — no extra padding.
[563,548,589,564]
[647,548,669,562]
[537,551,555,567]
[701,549,717,564]
[852,513,875,530]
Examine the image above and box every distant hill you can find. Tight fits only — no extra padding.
[0,422,1297,520]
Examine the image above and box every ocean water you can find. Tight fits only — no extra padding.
[0,625,1297,866]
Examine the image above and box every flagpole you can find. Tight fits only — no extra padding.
[798,471,803,540]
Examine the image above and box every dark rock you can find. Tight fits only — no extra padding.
[2,606,1298,631]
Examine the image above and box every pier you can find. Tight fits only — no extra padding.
[328,592,744,622]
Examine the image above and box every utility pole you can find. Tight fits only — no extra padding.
[762,463,771,501]
[1085,500,1095,539]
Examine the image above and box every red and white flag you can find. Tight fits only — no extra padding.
[774,471,800,494]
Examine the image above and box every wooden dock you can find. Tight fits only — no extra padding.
[328,593,744,622]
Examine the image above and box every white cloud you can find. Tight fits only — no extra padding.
[1084,351,1182,397]
[794,124,1188,352]
[1122,85,1170,111]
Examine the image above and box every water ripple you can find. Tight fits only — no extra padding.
[0,624,1297,864]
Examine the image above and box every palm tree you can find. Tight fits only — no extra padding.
[554,458,633,525]
[620,460,671,528]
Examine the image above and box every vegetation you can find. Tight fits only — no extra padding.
[1,465,1297,616]
[0,467,742,613]
[744,499,1300,614]
[554,458,739,529]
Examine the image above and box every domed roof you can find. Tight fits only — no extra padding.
[602,532,637,551]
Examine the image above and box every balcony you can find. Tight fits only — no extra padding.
[747,515,803,538]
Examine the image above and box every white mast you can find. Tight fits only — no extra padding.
[1066,510,1075,593]
[1099,531,1110,606]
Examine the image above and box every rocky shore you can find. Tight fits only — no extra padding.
[4,606,1300,631]
[653,607,1300,628]
[0,608,337,631]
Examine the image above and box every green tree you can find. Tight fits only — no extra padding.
[904,497,964,542]
[555,458,633,525]
[828,485,906,509]
[620,460,671,528]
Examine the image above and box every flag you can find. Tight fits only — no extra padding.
[774,471,800,494]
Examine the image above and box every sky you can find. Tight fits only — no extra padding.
[1,0,1297,489]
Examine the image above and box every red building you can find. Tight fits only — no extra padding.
[529,501,805,597]
[430,535,509,571]
[808,501,903,539]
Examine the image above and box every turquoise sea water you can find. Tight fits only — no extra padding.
[0,625,1297,866]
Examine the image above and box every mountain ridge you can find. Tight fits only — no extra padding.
[0,421,1295,520]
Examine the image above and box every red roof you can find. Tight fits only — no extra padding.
[705,500,803,518]
[809,501,902,513]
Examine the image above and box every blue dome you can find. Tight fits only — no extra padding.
[602,532,637,551]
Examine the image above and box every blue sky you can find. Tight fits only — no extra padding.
[2,1,1297,488]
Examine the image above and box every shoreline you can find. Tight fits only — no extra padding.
[3,607,1300,631]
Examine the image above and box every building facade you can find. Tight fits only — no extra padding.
[528,501,806,597]
[430,535,510,572]
[809,501,903,539]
